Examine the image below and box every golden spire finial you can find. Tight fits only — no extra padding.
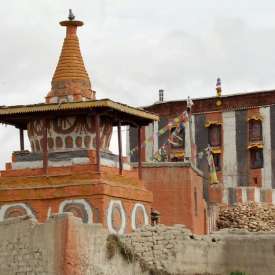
[216,77,222,97]
[216,77,222,107]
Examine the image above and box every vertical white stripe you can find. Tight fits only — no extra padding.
[222,188,229,204]
[126,126,130,157]
[185,120,191,159]
[241,187,248,203]
[190,115,196,166]
[223,111,238,187]
[260,107,272,188]
[272,190,275,204]
[153,121,159,155]
[254,187,260,202]
[241,187,247,203]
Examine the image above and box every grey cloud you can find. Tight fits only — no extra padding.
[1,1,275,166]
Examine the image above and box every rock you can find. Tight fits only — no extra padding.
[217,202,275,232]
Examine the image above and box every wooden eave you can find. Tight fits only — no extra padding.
[0,99,159,129]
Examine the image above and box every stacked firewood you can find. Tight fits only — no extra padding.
[216,202,275,232]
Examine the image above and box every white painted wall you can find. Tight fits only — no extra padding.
[272,190,275,204]
[125,126,130,157]
[184,119,191,159]
[222,111,238,187]
[254,187,261,202]
[260,107,272,188]
[241,187,248,203]
[190,115,196,165]
[109,126,127,156]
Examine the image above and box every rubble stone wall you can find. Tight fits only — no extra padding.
[0,216,58,275]
[0,214,148,275]
[0,214,275,275]
[119,224,275,275]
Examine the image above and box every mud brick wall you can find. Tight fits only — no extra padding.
[1,214,275,275]
[0,214,147,275]
[0,216,56,275]
[119,224,275,275]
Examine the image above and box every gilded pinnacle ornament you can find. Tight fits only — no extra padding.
[216,77,222,97]
[216,77,222,106]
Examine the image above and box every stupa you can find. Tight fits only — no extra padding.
[0,11,158,234]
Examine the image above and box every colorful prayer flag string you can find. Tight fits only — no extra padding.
[129,110,189,156]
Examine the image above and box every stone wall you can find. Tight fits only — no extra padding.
[0,214,148,275]
[0,216,56,274]
[119,224,275,275]
[1,214,275,275]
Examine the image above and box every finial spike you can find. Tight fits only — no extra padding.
[215,77,222,107]
[216,77,221,88]
[68,9,75,21]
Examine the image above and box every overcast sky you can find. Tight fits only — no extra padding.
[1,0,275,167]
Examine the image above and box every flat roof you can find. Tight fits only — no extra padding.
[143,88,275,114]
[144,88,275,108]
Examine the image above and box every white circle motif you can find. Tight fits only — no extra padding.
[131,203,149,230]
[107,200,126,234]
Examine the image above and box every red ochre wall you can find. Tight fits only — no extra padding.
[0,195,151,233]
[141,164,207,234]
[0,159,153,233]
[0,182,152,234]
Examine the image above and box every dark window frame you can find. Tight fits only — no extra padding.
[250,148,263,169]
[212,153,221,171]
[249,119,262,142]
[208,124,222,147]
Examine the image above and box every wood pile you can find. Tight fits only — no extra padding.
[216,202,275,232]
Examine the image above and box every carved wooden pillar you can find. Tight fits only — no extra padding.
[19,128,24,151]
[138,125,142,180]
[117,120,123,175]
[42,119,48,173]
[95,114,101,173]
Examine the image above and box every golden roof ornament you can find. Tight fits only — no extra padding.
[216,77,222,107]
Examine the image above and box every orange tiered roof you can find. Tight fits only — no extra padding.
[52,21,90,82]
[46,16,94,102]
